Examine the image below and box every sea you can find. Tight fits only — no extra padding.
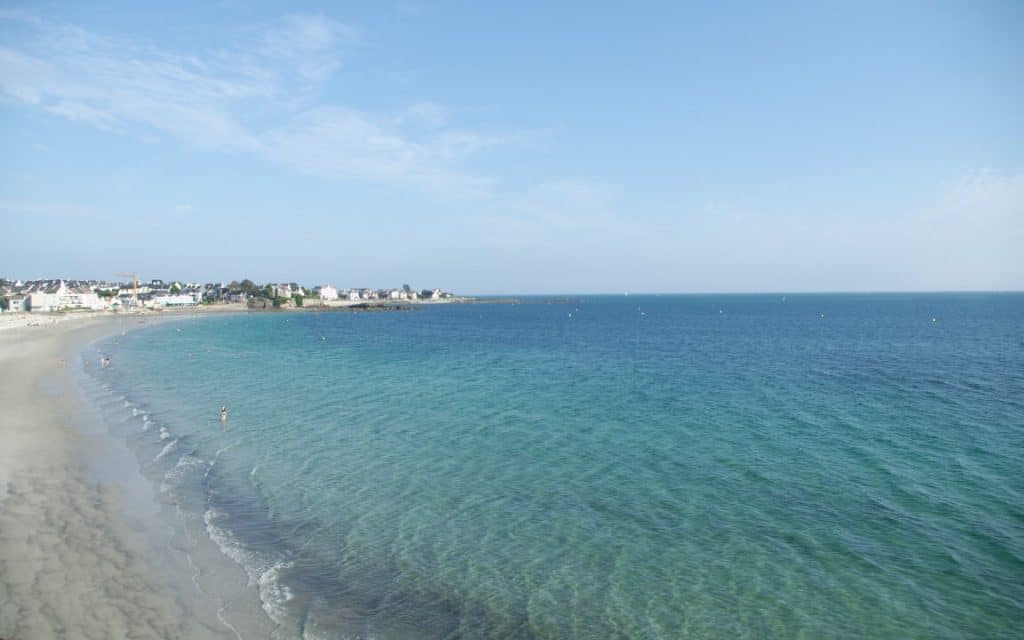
[81,294,1023,639]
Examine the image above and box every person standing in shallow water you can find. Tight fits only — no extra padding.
[220,405,227,422]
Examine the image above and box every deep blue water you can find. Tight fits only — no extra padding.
[89,294,1024,638]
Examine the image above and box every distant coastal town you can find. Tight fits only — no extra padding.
[0,276,463,314]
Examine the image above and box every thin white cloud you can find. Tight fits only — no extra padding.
[266,107,495,197]
[0,12,509,196]
[242,13,355,94]
[470,179,627,258]
[469,170,1023,291]
[930,169,1023,223]
[402,101,449,128]
[476,179,622,237]
[518,179,617,219]
[902,169,1024,288]
[0,15,267,149]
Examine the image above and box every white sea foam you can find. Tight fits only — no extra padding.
[205,443,236,479]
[258,560,296,625]
[160,454,206,495]
[153,439,179,463]
[159,426,172,441]
[203,507,258,586]
[203,507,295,628]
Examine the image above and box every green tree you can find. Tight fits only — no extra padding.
[292,293,304,307]
[1,296,9,311]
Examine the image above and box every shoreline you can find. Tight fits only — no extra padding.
[0,313,264,638]
[0,302,251,332]
[0,296,507,333]
[0,298,508,639]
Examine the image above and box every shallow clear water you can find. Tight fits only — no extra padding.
[90,294,1024,638]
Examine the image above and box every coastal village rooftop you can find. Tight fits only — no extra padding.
[0,277,454,313]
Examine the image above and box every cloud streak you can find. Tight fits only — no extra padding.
[264,107,496,196]
[466,170,1023,292]
[0,12,505,196]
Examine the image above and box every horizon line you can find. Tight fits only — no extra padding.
[465,289,1024,297]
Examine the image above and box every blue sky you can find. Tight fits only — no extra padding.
[1,1,1021,293]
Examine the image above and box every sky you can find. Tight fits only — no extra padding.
[1,1,1021,293]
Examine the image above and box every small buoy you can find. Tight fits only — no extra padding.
[821,314,825,319]
[321,336,326,341]
[932,317,937,323]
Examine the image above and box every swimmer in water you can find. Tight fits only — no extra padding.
[220,405,228,422]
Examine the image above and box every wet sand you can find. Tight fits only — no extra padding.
[0,316,240,639]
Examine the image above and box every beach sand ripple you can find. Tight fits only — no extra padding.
[0,469,187,639]
[0,317,233,640]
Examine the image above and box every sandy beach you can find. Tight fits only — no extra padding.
[0,314,252,639]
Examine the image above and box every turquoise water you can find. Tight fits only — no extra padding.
[89,294,1023,638]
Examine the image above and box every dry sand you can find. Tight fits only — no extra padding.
[0,316,238,639]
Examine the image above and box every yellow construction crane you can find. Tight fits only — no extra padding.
[116,272,139,307]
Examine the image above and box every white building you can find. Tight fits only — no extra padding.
[346,290,361,301]
[151,294,198,307]
[3,296,27,313]
[60,288,105,310]
[319,285,338,300]
[28,292,60,312]
[274,284,293,298]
